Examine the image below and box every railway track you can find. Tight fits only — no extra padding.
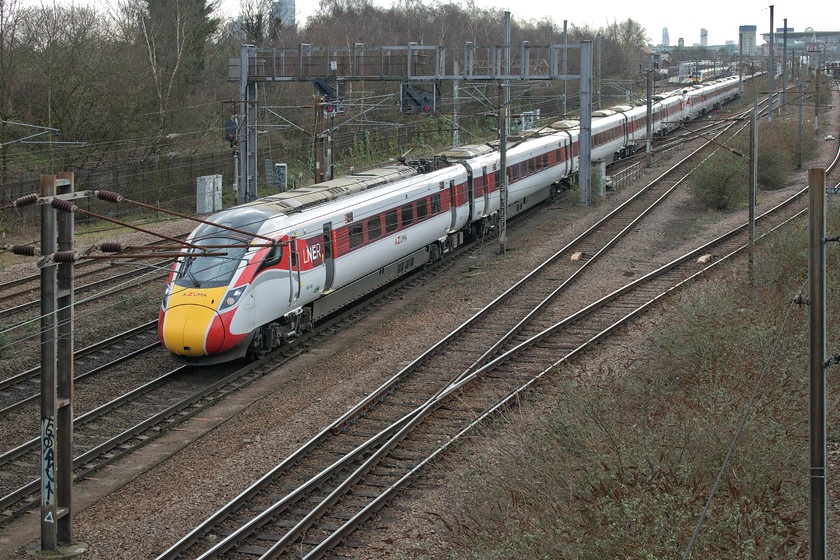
[0,258,172,324]
[0,215,479,528]
[155,182,810,560]
[0,320,160,416]
[151,101,811,558]
[0,227,190,307]
[0,84,799,545]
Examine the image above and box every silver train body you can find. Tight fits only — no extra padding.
[158,76,741,363]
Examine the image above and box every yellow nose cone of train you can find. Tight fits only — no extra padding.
[162,287,226,357]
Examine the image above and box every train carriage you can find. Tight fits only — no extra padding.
[159,76,743,363]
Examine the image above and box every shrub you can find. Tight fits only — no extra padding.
[690,151,747,210]
[429,210,840,560]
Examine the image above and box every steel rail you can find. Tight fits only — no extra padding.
[156,98,771,560]
[0,322,160,416]
[294,184,811,559]
[185,183,808,560]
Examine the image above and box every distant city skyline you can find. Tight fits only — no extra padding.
[15,0,829,47]
[219,0,825,47]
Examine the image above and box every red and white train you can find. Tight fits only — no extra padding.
[159,76,741,363]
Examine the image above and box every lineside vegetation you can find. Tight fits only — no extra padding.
[416,194,840,558]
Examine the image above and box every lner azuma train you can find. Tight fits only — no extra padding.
[159,76,741,363]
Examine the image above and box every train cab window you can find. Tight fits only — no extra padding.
[401,204,414,227]
[256,243,283,274]
[367,216,381,240]
[431,193,441,214]
[349,224,364,249]
[385,209,398,233]
[416,198,428,220]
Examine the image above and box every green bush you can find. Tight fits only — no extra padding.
[690,151,747,210]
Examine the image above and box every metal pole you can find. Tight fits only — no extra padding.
[239,44,249,203]
[314,99,326,184]
[499,11,511,254]
[814,53,820,140]
[768,5,774,122]
[39,174,58,553]
[782,19,788,110]
[595,34,601,110]
[645,69,653,168]
[239,45,258,202]
[799,82,804,168]
[453,61,459,148]
[749,99,757,283]
[579,41,593,206]
[327,111,334,181]
[232,141,240,205]
[504,12,510,118]
[55,172,74,548]
[562,20,567,117]
[808,167,826,560]
[739,33,743,97]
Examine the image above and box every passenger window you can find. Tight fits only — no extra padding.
[401,204,414,227]
[385,210,398,233]
[322,228,332,259]
[367,217,381,240]
[474,176,484,196]
[416,198,428,220]
[349,224,364,249]
[431,193,441,213]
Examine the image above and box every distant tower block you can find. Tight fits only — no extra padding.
[739,25,757,55]
[271,0,295,28]
[662,27,670,47]
[701,28,708,47]
[678,37,685,48]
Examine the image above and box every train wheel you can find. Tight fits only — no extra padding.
[299,306,314,333]
[428,242,441,263]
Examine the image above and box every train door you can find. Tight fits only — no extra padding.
[322,223,335,292]
[465,167,475,223]
[287,234,301,305]
[482,166,490,216]
[448,179,457,231]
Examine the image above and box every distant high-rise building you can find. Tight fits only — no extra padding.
[739,25,757,55]
[662,27,670,47]
[700,28,708,47]
[271,0,295,28]
[678,37,685,48]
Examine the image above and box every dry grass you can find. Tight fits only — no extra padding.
[426,205,839,559]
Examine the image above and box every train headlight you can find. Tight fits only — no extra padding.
[220,285,248,311]
[161,285,172,310]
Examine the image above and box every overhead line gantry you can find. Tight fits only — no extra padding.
[229,39,595,215]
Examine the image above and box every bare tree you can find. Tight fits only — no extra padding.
[117,0,220,135]
[0,0,22,182]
